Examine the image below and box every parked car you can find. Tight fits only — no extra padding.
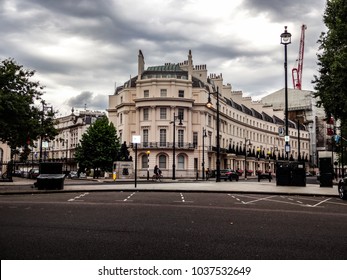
[338,177,347,200]
[67,171,78,179]
[219,169,239,181]
[28,168,40,179]
[12,170,22,177]
[67,171,86,179]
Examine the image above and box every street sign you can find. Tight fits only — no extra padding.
[132,135,141,144]
[285,136,290,142]
[285,143,291,153]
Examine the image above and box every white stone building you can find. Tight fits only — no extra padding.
[0,109,106,176]
[108,50,310,179]
[40,109,106,170]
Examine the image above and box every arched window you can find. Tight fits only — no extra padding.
[141,155,148,169]
[177,154,185,169]
[159,154,167,169]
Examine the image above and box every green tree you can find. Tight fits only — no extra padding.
[75,116,120,177]
[313,0,347,123]
[0,58,58,159]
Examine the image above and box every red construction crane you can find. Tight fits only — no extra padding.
[292,24,307,90]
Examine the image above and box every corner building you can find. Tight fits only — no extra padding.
[108,50,310,179]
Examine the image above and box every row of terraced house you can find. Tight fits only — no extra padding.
[1,50,332,179]
[107,50,328,179]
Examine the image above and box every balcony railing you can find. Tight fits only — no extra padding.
[135,142,196,150]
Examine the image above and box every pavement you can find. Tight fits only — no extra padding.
[0,176,339,197]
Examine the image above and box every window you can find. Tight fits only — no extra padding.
[160,129,166,147]
[160,89,167,97]
[193,132,198,148]
[178,108,184,120]
[159,154,167,169]
[160,108,167,119]
[143,129,149,147]
[143,108,149,120]
[144,90,149,98]
[142,155,149,168]
[120,113,123,124]
[178,155,185,169]
[178,129,184,147]
[178,90,184,97]
[208,115,212,127]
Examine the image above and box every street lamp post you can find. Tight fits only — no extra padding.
[65,139,68,172]
[267,150,272,171]
[206,87,221,182]
[171,113,183,180]
[202,128,207,180]
[244,138,252,180]
[39,101,53,162]
[281,26,291,160]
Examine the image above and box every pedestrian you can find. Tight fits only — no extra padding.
[206,168,210,181]
[154,165,159,177]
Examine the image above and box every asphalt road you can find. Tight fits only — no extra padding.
[1,191,347,260]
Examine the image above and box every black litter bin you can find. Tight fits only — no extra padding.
[36,162,65,190]
[320,173,333,187]
[291,163,306,186]
[276,161,306,186]
[276,162,291,186]
[319,158,333,188]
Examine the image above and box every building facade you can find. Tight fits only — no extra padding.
[108,50,310,179]
[0,109,105,177]
[40,109,106,170]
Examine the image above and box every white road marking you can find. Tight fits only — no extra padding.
[173,193,193,203]
[307,198,331,208]
[68,192,89,202]
[123,192,136,202]
[242,195,277,205]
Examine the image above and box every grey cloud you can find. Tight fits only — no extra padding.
[1,0,328,114]
[241,0,326,22]
[65,91,107,111]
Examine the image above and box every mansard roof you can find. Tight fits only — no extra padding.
[262,112,274,123]
[241,104,253,116]
[142,64,187,77]
[273,115,284,125]
[251,108,263,120]
[146,64,183,72]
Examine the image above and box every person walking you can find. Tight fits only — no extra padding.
[206,168,210,181]
[154,165,159,177]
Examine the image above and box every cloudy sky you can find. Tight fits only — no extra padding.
[1,0,327,115]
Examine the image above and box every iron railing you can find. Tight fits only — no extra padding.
[135,142,196,149]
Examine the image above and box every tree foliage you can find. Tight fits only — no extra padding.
[313,0,347,123]
[75,116,120,174]
[0,58,58,158]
